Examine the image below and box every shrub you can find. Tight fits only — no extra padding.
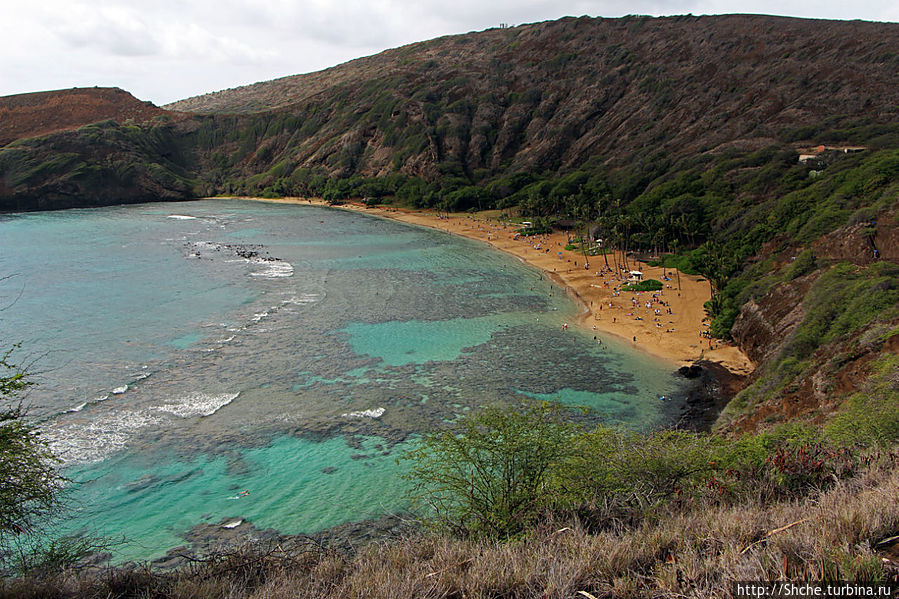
[402,402,866,541]
[826,354,899,447]
[559,427,724,511]
[401,403,578,539]
[621,279,664,292]
[0,347,65,559]
[783,248,817,281]
[763,443,855,493]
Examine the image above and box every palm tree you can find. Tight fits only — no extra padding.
[654,214,671,279]
[670,238,682,290]
[598,216,610,269]
[609,215,622,273]
[619,213,633,271]
[676,213,695,249]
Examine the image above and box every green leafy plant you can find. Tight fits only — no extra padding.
[0,346,66,562]
[621,279,664,292]
[401,403,578,539]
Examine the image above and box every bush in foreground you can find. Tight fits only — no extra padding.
[0,347,67,565]
[400,403,579,539]
[3,456,897,598]
[400,404,862,541]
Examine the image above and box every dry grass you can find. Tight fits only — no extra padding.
[4,460,898,599]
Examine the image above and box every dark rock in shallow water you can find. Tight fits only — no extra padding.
[146,514,418,571]
[321,466,338,474]
[678,364,703,378]
[675,361,746,432]
[150,553,186,570]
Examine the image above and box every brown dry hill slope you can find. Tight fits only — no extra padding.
[0,87,169,147]
[3,15,898,203]
[164,14,899,179]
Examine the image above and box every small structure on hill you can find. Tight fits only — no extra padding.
[798,145,866,163]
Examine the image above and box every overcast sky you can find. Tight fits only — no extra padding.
[1,0,896,106]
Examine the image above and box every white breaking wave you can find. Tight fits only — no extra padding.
[342,407,385,419]
[111,385,128,395]
[249,259,294,278]
[64,402,88,413]
[155,393,239,418]
[168,215,198,220]
[49,410,165,465]
[283,293,320,305]
[47,392,238,464]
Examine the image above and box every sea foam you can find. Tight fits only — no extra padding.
[283,293,320,305]
[49,410,165,464]
[155,393,239,418]
[342,407,386,419]
[249,259,294,278]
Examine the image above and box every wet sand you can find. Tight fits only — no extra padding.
[225,197,754,376]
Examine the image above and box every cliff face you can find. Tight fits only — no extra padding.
[812,220,899,266]
[721,213,899,434]
[731,274,817,366]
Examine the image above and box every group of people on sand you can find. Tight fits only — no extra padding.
[700,327,720,350]
[505,230,682,344]
[458,215,728,356]
[587,271,678,333]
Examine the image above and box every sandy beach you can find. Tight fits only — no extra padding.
[230,197,754,375]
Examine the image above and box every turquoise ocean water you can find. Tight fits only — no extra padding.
[0,199,684,561]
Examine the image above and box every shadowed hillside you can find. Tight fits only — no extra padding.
[2,15,899,205]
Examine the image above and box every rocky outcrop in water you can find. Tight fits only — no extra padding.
[146,515,415,571]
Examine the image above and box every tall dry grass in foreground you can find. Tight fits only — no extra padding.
[4,458,897,599]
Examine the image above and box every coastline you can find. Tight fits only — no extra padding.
[217,196,754,376]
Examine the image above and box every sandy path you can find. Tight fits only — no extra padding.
[224,197,754,375]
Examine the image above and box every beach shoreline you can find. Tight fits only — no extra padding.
[215,196,754,377]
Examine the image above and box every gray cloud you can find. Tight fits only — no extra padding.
[51,7,159,56]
